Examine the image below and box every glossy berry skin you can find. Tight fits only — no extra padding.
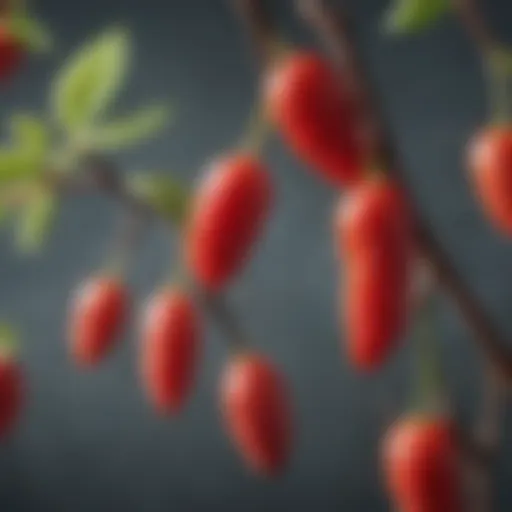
[68,277,128,367]
[141,288,200,414]
[382,416,462,512]
[0,354,22,439]
[0,23,23,81]
[335,178,412,370]
[185,153,272,291]
[468,127,512,235]
[220,353,292,476]
[264,51,362,187]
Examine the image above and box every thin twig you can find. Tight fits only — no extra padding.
[472,364,505,511]
[459,363,505,512]
[231,0,278,66]
[453,0,497,53]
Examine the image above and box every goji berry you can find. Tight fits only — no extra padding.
[0,351,22,439]
[141,288,200,414]
[468,126,512,235]
[264,51,362,187]
[335,177,412,370]
[220,353,292,476]
[68,276,128,366]
[382,415,462,512]
[185,153,272,290]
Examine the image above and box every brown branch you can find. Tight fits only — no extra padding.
[468,363,505,512]
[453,0,497,53]
[231,0,278,65]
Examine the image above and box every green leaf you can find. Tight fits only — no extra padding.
[15,191,57,254]
[128,173,189,224]
[488,45,512,75]
[383,0,451,35]
[0,149,43,185]
[0,204,7,226]
[8,14,52,53]
[10,114,49,155]
[89,104,171,150]
[0,322,19,359]
[0,115,48,185]
[51,26,130,133]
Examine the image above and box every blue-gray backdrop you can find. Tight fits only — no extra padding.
[1,0,512,510]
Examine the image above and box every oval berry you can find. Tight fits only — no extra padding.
[335,177,411,258]
[468,127,512,235]
[0,23,23,81]
[68,276,129,367]
[335,178,412,370]
[382,415,462,512]
[141,288,201,414]
[220,353,292,476]
[264,51,362,187]
[343,256,408,370]
[185,153,272,290]
[0,353,22,439]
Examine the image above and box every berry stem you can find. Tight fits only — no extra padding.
[485,47,512,125]
[412,287,446,415]
[240,102,271,156]
[0,323,18,359]
[232,0,280,69]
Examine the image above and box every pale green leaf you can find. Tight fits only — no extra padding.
[10,114,49,155]
[383,0,451,35]
[15,191,56,254]
[0,322,19,358]
[0,204,7,226]
[8,14,52,53]
[488,45,512,75]
[89,104,171,150]
[0,149,43,185]
[51,26,130,132]
[128,173,189,224]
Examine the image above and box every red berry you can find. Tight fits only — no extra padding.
[382,415,462,512]
[0,352,22,439]
[468,126,512,235]
[0,22,23,81]
[264,51,362,187]
[220,353,292,476]
[335,178,412,370]
[185,153,272,290]
[343,257,408,370]
[68,276,129,367]
[141,288,201,414]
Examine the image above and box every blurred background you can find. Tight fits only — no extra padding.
[1,0,512,510]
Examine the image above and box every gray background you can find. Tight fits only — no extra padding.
[1,0,512,510]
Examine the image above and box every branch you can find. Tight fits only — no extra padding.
[469,363,505,512]
[231,0,278,65]
[453,0,497,53]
